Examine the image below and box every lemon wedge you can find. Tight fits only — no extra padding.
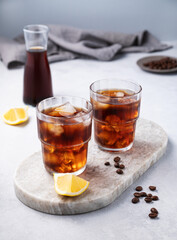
[2,107,29,125]
[54,173,89,197]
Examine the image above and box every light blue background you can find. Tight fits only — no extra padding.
[0,0,176,40]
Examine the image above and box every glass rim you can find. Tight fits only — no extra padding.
[90,78,142,98]
[23,24,49,34]
[36,96,93,121]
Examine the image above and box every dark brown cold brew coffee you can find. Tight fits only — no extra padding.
[91,89,141,151]
[37,103,92,174]
[23,47,53,106]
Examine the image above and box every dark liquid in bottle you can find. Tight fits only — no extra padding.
[23,47,53,106]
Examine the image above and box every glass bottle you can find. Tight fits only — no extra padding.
[23,25,53,106]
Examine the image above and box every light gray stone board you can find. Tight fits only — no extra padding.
[14,118,168,215]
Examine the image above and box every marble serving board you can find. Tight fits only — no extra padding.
[14,118,168,215]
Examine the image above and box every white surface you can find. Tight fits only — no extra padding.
[0,42,177,239]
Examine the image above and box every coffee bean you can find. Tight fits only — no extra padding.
[114,163,120,168]
[119,164,125,169]
[149,213,158,219]
[134,192,141,198]
[135,186,143,191]
[147,193,152,198]
[143,57,177,71]
[114,156,121,162]
[104,161,110,166]
[149,186,156,191]
[132,197,139,204]
[145,197,152,203]
[152,196,159,201]
[116,169,123,174]
[151,208,158,214]
[140,192,147,197]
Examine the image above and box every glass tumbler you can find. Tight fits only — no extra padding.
[90,79,142,152]
[36,96,92,175]
[23,25,53,106]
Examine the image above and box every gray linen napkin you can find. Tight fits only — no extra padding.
[0,25,171,68]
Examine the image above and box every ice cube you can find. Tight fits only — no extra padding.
[97,95,110,103]
[55,102,77,117]
[105,115,121,125]
[84,118,91,127]
[97,130,118,146]
[44,152,60,165]
[44,144,55,153]
[118,98,135,104]
[115,91,124,98]
[124,89,134,95]
[91,96,110,110]
[74,112,85,123]
[63,152,74,164]
[48,123,64,136]
[74,112,91,127]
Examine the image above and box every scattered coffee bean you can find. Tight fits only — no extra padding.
[152,196,159,201]
[114,156,121,163]
[135,186,143,191]
[132,197,139,204]
[145,197,152,203]
[149,213,158,219]
[132,186,159,220]
[114,163,120,168]
[134,192,141,198]
[119,164,125,169]
[151,208,158,214]
[149,186,156,191]
[147,193,152,198]
[116,169,123,174]
[104,161,110,166]
[140,192,147,197]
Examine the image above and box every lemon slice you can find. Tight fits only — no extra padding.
[54,173,89,197]
[2,107,29,125]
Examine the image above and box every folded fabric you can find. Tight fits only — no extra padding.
[0,25,172,68]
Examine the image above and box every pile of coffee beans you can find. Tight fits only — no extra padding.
[131,185,159,219]
[114,157,125,174]
[104,156,125,174]
[143,57,177,70]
